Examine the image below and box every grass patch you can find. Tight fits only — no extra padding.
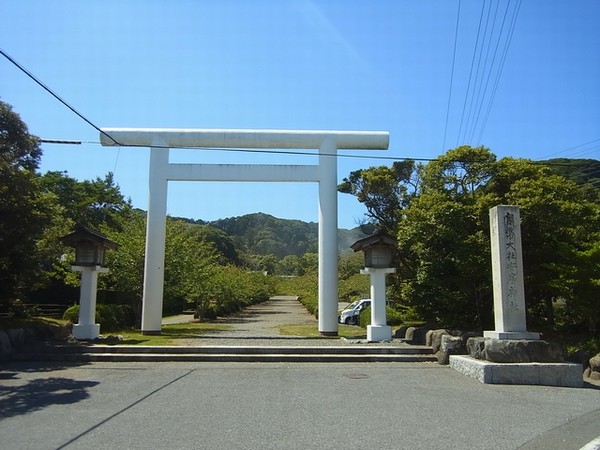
[279,323,367,339]
[106,322,234,346]
[0,317,69,330]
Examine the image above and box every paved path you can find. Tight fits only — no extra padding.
[3,297,600,449]
[1,361,599,450]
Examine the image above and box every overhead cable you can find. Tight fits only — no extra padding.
[0,47,121,147]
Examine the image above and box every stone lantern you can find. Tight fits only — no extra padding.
[61,225,119,339]
[351,230,396,342]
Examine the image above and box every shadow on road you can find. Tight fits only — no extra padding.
[0,375,98,419]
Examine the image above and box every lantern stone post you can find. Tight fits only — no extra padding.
[61,225,119,340]
[351,231,397,342]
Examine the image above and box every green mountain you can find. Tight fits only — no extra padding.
[208,212,366,258]
[544,158,600,188]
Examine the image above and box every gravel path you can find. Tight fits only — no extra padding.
[166,295,408,347]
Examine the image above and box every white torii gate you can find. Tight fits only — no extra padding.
[100,128,389,335]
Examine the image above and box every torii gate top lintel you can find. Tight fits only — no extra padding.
[99,127,389,150]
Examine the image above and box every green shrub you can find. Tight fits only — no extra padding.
[276,273,318,317]
[567,337,600,356]
[63,304,135,331]
[358,306,405,328]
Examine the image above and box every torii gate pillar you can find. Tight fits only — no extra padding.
[100,128,389,336]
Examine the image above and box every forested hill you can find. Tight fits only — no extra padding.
[545,158,600,188]
[203,213,365,258]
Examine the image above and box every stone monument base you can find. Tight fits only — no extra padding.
[367,325,392,342]
[468,337,564,363]
[72,323,100,340]
[450,355,583,387]
[484,330,540,340]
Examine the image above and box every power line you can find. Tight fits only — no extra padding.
[0,47,121,147]
[477,0,522,143]
[538,138,600,160]
[464,0,497,144]
[442,0,462,153]
[456,0,488,146]
[4,46,595,170]
[40,139,82,145]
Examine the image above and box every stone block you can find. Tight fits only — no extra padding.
[425,330,434,347]
[429,329,449,353]
[450,355,583,387]
[467,337,486,360]
[394,326,409,339]
[484,339,564,363]
[404,327,416,342]
[436,335,467,365]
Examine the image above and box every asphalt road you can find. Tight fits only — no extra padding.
[1,360,599,450]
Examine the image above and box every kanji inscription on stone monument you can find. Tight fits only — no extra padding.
[484,205,539,340]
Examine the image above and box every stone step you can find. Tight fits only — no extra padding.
[15,344,437,363]
[40,344,434,355]
[15,352,437,363]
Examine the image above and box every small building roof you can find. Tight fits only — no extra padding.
[350,230,396,252]
[61,224,119,250]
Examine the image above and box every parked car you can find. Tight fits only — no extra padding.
[338,299,371,325]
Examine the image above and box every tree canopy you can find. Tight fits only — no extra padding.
[340,146,600,333]
[0,101,56,310]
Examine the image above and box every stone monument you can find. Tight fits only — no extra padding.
[450,206,582,387]
[484,205,539,340]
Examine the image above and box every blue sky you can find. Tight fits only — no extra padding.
[1,0,599,229]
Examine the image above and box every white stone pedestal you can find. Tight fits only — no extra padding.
[72,323,101,340]
[367,325,392,342]
[71,265,109,340]
[361,267,395,342]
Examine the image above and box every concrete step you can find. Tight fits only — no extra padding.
[15,344,437,363]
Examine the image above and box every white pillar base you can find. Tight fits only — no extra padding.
[367,325,392,342]
[72,323,100,340]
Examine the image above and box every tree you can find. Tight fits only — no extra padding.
[40,170,131,231]
[0,101,58,311]
[397,190,492,329]
[496,166,600,330]
[338,160,420,233]
[395,149,600,333]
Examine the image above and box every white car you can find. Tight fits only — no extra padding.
[338,299,371,325]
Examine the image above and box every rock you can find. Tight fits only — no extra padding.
[484,339,564,363]
[0,330,12,362]
[404,327,416,342]
[404,326,433,344]
[425,330,434,347]
[394,326,409,339]
[467,337,486,360]
[97,335,124,345]
[567,348,590,368]
[429,329,450,354]
[442,335,464,352]
[436,335,465,365]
